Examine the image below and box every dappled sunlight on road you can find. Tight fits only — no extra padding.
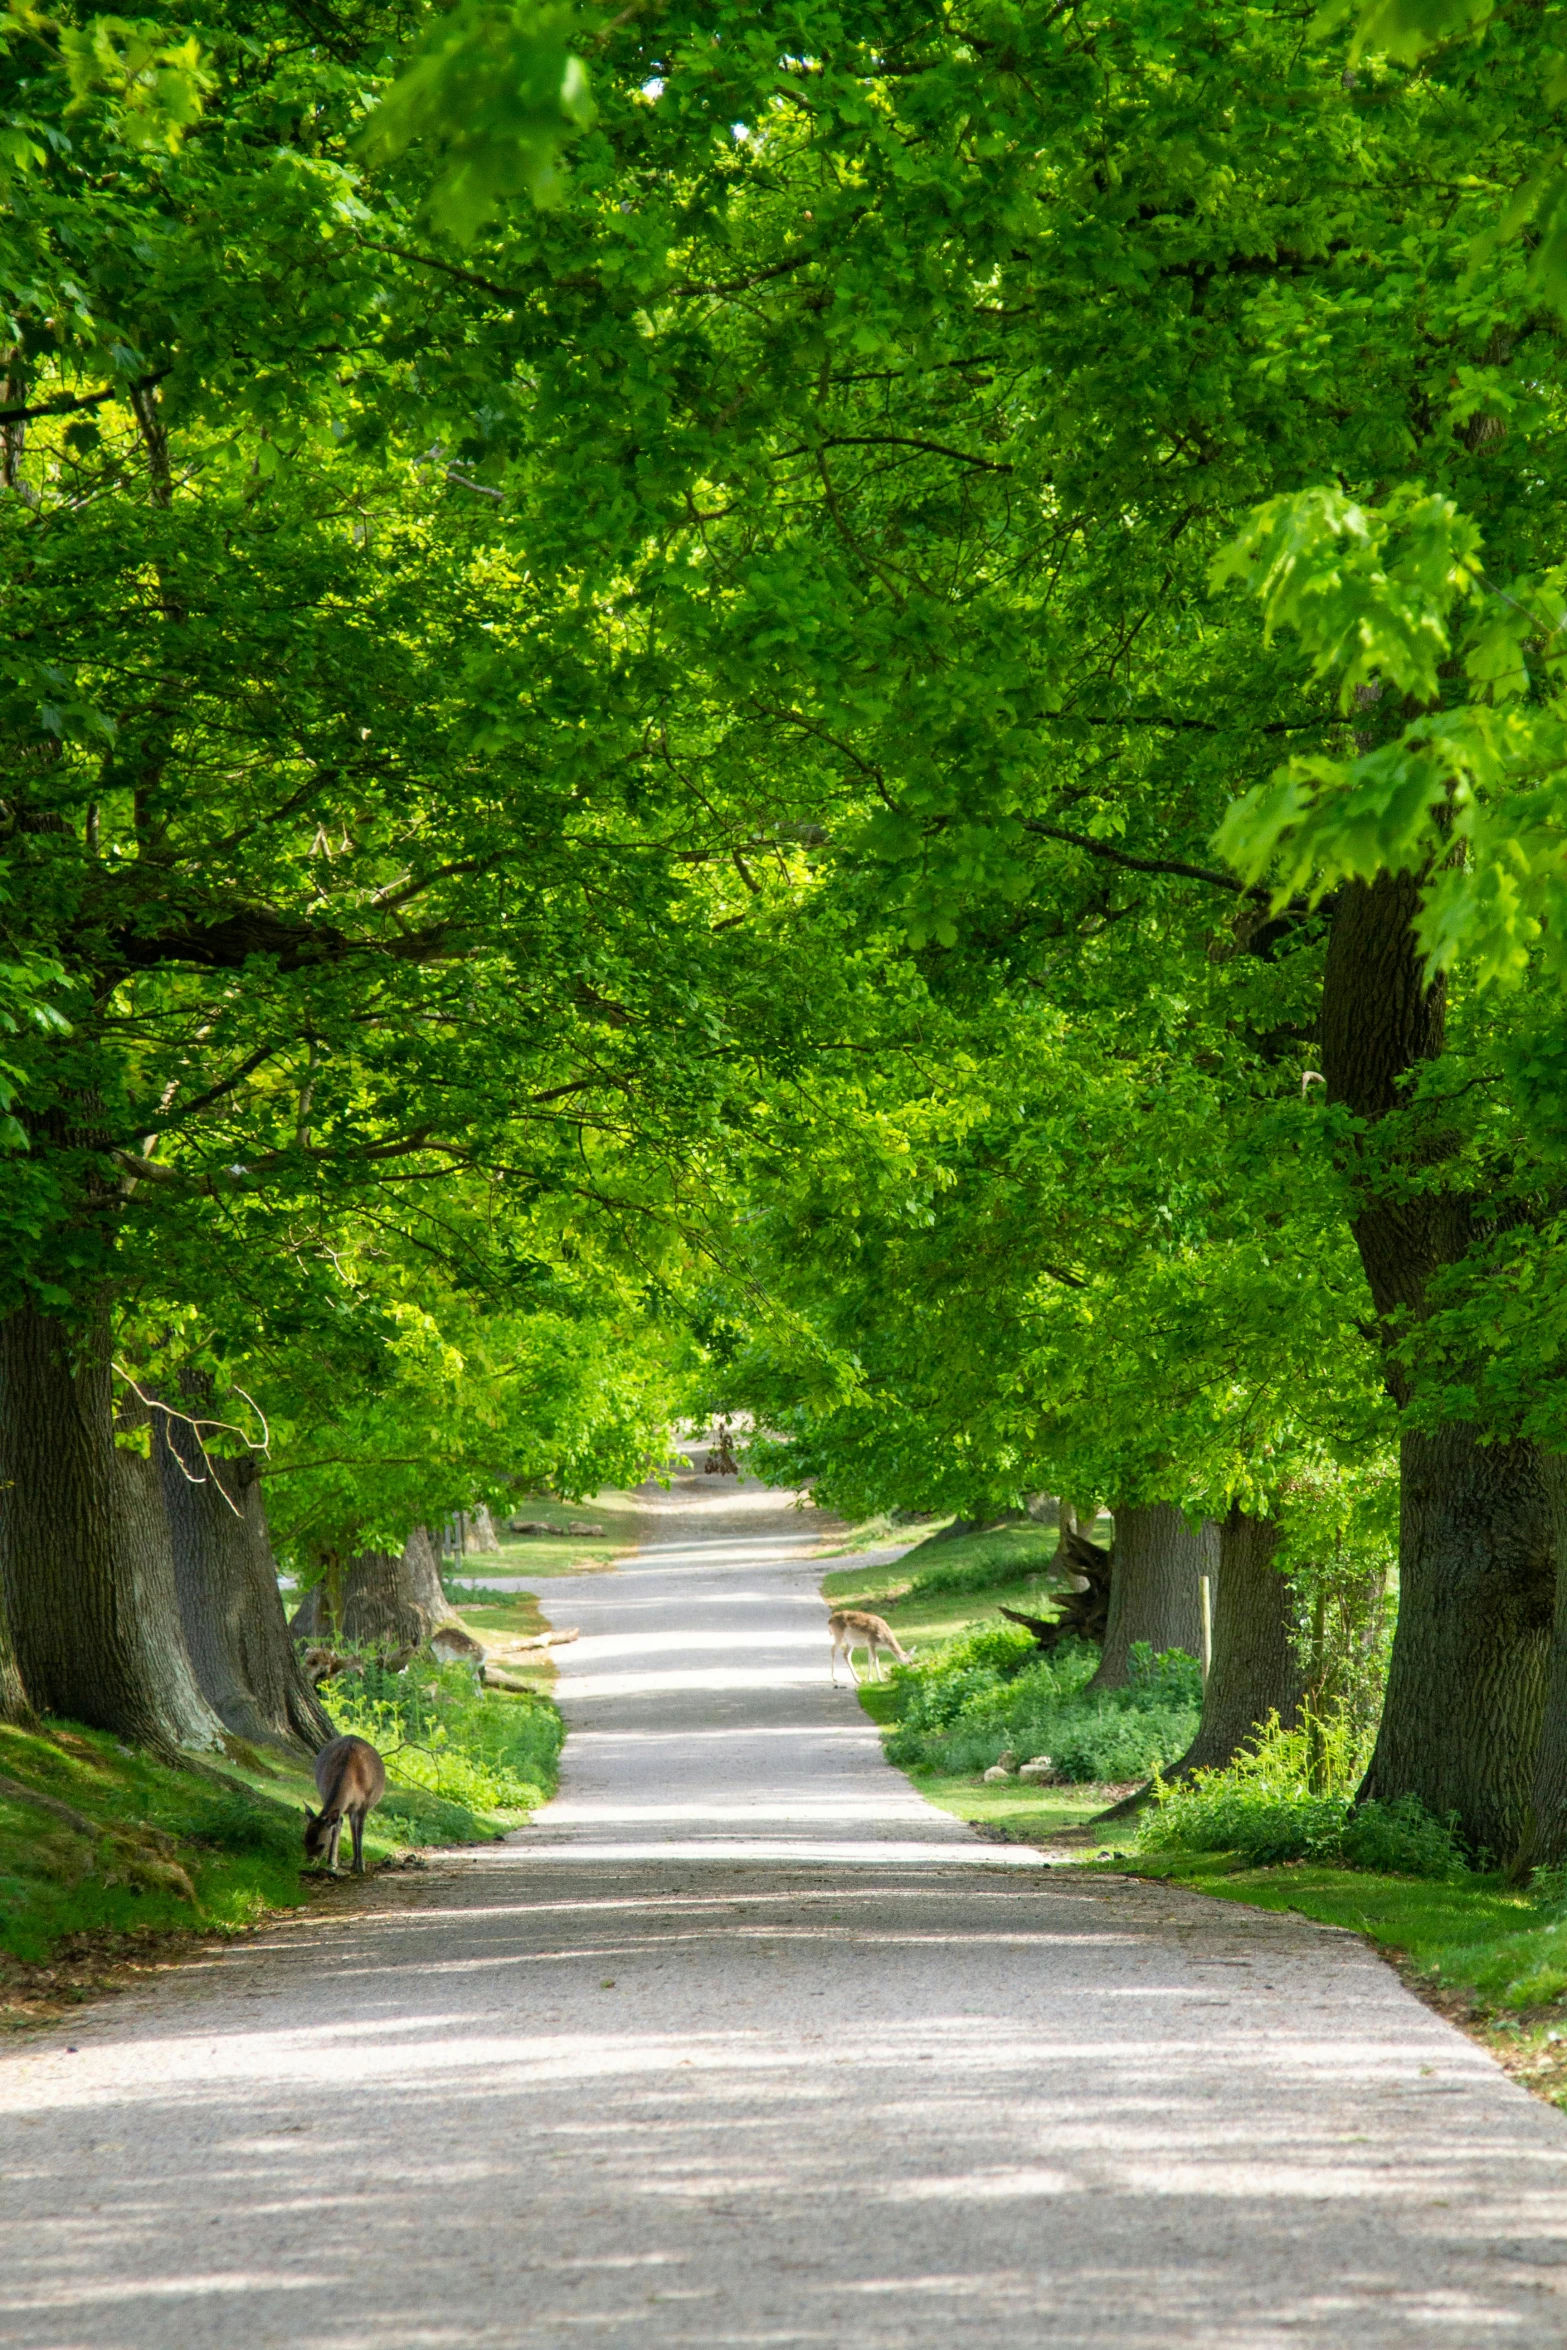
[6,1469,1567,2347]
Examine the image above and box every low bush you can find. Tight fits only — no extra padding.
[328,1655,563,1817]
[884,1629,1201,1783]
[1136,1719,1471,1880]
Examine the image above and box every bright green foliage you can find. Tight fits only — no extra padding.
[1216,485,1567,986]
[225,1233,679,1570]
[361,1,594,238]
[885,1633,1202,1783]
[327,1655,563,1817]
[1137,1718,1471,1875]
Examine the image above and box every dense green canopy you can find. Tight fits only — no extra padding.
[6,0,1567,1860]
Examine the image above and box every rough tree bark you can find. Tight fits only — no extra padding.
[0,1299,221,1752]
[1088,1503,1216,1692]
[0,1586,31,1725]
[109,1436,228,1752]
[1170,1507,1304,1776]
[1322,874,1555,1859]
[342,1527,449,1651]
[160,1412,334,1755]
[291,1527,448,1652]
[1496,1455,1567,1874]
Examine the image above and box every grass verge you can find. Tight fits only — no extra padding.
[450,1488,642,1588]
[839,1530,1567,2113]
[821,1519,1068,1649]
[2,1591,565,2022]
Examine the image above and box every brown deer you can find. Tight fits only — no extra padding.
[828,1608,912,1686]
[303,1734,386,1875]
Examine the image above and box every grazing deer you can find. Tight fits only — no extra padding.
[303,1734,386,1875]
[828,1608,912,1686]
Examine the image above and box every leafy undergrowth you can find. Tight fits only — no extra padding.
[1136,1726,1471,1878]
[884,1623,1202,1783]
[328,1656,563,1824]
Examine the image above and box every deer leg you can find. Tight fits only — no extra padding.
[351,1808,366,1874]
[326,1816,343,1874]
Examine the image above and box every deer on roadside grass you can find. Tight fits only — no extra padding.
[828,1608,912,1686]
[303,1734,386,1875]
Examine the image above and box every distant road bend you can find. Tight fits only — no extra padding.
[4,1463,1567,2347]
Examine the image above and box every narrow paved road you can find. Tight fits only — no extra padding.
[5,1469,1567,2349]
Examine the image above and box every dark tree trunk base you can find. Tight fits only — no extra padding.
[1169,1507,1302,1778]
[0,1300,220,1754]
[1088,1503,1215,1692]
[1359,1425,1553,1866]
[162,1415,334,1756]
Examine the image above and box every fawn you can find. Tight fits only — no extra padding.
[303,1733,386,1875]
[828,1608,912,1686]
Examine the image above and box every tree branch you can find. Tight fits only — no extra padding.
[0,368,170,427]
[1017,818,1262,898]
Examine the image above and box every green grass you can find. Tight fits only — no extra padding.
[1,1594,566,1986]
[453,1488,641,1585]
[822,1519,1068,1650]
[907,1769,1143,1849]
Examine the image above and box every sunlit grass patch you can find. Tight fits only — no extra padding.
[823,1520,1068,1651]
[910,1770,1143,1850]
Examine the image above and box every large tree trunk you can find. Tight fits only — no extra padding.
[109,1438,228,1752]
[463,1504,501,1555]
[160,1412,334,1755]
[1088,1503,1216,1692]
[1362,1426,1553,1865]
[0,1299,220,1753]
[1321,873,1555,1859]
[1520,1455,1567,1872]
[402,1524,448,1621]
[341,1527,449,1651]
[1170,1507,1303,1775]
[0,1585,31,1725]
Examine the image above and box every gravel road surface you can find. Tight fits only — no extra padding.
[4,1465,1567,2348]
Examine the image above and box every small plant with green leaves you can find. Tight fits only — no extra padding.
[1136,1716,1471,1880]
[327,1656,562,1818]
[884,1631,1202,1783]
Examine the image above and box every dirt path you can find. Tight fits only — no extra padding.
[5,1467,1567,2347]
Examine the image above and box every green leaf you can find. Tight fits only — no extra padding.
[358,2,595,242]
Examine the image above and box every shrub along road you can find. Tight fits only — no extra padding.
[4,1469,1567,2347]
